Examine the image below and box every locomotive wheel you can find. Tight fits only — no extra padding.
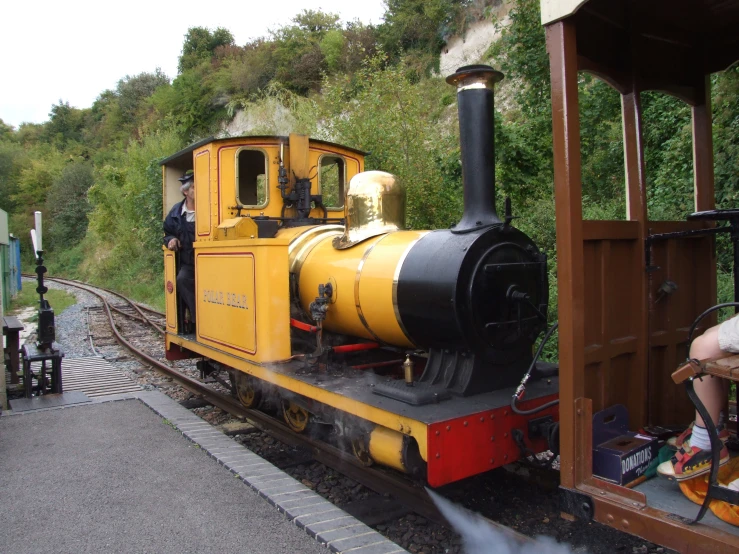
[282,401,311,433]
[233,372,262,409]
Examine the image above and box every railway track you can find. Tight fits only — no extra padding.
[35,276,534,547]
[30,277,673,553]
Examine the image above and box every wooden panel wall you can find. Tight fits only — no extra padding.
[647,221,716,425]
[582,221,646,429]
[579,221,715,429]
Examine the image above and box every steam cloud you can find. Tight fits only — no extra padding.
[427,489,583,554]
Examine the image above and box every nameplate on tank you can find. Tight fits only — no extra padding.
[196,252,257,355]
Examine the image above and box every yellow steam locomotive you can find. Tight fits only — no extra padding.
[161,65,558,487]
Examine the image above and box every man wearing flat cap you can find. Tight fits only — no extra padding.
[163,171,196,329]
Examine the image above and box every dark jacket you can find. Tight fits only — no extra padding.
[163,199,195,266]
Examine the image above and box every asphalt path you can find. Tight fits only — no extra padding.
[0,399,329,554]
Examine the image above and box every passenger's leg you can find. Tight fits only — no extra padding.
[688,324,725,427]
[176,264,196,326]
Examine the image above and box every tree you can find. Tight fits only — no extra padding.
[291,9,341,34]
[713,66,739,208]
[0,140,28,213]
[320,29,346,73]
[341,22,379,74]
[270,10,342,93]
[378,0,463,59]
[45,101,85,146]
[15,123,44,145]
[46,162,94,248]
[11,146,66,210]
[116,70,170,126]
[230,39,277,96]
[0,118,15,141]
[156,69,224,139]
[179,27,235,73]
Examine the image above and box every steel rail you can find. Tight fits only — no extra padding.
[26,275,165,334]
[58,277,165,333]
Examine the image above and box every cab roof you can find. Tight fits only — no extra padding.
[540,0,739,96]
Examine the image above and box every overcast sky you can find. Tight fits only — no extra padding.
[1,1,387,129]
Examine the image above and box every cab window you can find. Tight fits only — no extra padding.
[237,148,268,207]
[319,155,345,209]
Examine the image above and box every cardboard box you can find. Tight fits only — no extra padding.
[592,405,660,487]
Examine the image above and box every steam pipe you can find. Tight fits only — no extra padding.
[331,342,380,354]
[446,65,504,233]
[351,359,403,371]
[290,318,318,333]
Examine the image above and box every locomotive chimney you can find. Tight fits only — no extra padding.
[446,65,504,232]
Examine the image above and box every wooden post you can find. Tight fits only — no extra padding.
[621,91,650,427]
[547,20,586,489]
[692,76,718,312]
[693,76,715,213]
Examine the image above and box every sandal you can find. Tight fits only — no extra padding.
[657,443,729,481]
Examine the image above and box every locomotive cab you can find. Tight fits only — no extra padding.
[160,134,363,341]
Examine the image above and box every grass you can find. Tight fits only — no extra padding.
[7,287,77,319]
[86,271,165,312]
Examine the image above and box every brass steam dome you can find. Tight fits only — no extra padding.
[332,171,405,249]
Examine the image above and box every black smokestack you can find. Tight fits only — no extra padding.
[446,65,504,233]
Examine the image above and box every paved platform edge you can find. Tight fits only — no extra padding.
[3,390,408,554]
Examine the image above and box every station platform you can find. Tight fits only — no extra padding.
[0,388,407,554]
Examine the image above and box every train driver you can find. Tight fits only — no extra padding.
[163,171,196,329]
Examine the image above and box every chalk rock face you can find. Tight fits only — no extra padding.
[439,19,503,78]
[221,102,297,137]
